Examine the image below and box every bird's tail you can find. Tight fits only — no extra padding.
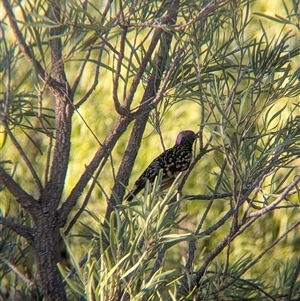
[124,192,134,202]
[124,179,145,201]
[124,186,141,202]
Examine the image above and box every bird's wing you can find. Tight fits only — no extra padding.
[125,150,172,200]
[125,146,192,201]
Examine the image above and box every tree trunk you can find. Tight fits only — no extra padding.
[33,213,66,301]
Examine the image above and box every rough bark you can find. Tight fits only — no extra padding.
[34,213,66,301]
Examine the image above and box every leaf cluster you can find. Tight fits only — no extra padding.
[1,0,300,300]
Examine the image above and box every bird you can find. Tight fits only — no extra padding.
[125,130,197,201]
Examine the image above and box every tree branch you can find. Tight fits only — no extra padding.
[212,219,300,297]
[189,217,257,297]
[186,192,233,200]
[0,255,37,288]
[74,45,102,109]
[5,123,43,197]
[112,25,129,115]
[72,48,93,99]
[63,160,106,236]
[183,175,300,298]
[107,0,181,218]
[247,176,300,219]
[37,1,73,214]
[129,44,186,117]
[0,166,39,214]
[180,160,228,293]
[2,0,67,94]
[0,216,34,243]
[48,0,68,84]
[287,258,300,301]
[58,116,131,224]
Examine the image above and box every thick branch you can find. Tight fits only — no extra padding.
[130,45,185,118]
[121,0,182,111]
[41,91,73,213]
[0,166,39,213]
[37,1,73,213]
[0,216,34,243]
[48,0,68,84]
[3,1,72,213]
[58,116,131,224]
[107,0,181,217]
[122,27,163,110]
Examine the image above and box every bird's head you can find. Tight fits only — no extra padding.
[175,130,198,146]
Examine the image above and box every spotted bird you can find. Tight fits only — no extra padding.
[125,130,197,201]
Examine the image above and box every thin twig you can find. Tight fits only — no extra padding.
[205,270,276,300]
[74,41,105,109]
[122,26,161,109]
[71,47,93,95]
[37,81,55,137]
[127,0,226,31]
[2,0,67,94]
[287,258,300,301]
[112,23,128,115]
[180,160,227,293]
[146,250,165,282]
[130,47,186,117]
[1,25,11,111]
[186,192,233,200]
[214,219,300,297]
[64,159,108,236]
[247,176,300,218]
[4,124,43,196]
[0,256,37,289]
[44,135,53,186]
[58,117,131,223]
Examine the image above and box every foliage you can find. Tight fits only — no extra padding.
[1,0,300,300]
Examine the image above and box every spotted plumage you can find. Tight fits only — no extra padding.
[125,130,197,201]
